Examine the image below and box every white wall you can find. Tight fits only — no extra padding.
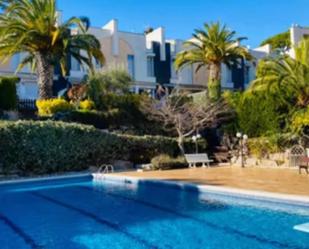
[119,31,156,84]
[146,27,166,61]
[289,25,309,58]
[169,39,194,85]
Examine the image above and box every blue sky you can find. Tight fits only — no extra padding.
[58,0,309,48]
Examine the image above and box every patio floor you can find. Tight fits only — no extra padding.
[116,167,309,196]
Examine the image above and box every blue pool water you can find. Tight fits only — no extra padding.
[0,175,309,249]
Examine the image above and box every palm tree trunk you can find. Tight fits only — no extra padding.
[36,52,54,99]
[208,63,221,101]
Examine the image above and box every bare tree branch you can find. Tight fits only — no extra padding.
[141,90,231,154]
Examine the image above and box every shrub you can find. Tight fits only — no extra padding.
[56,110,108,129]
[36,99,74,116]
[0,76,18,110]
[0,121,182,175]
[247,137,279,159]
[87,69,131,107]
[93,93,166,135]
[79,99,95,111]
[223,90,282,137]
[151,154,187,170]
[248,133,298,159]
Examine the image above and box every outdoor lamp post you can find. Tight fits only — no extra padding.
[192,133,202,153]
[236,132,248,168]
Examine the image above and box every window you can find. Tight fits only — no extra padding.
[147,56,154,77]
[127,55,135,79]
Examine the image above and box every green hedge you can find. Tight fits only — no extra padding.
[0,121,181,175]
[0,76,18,110]
[54,110,108,129]
[151,154,187,170]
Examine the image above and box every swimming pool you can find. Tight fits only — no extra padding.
[0,175,308,249]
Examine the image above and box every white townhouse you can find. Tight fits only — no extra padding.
[4,17,309,100]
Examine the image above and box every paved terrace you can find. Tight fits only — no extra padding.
[116,167,309,196]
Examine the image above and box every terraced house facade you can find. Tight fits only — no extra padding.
[0,17,290,100]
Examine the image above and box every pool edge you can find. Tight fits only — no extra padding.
[94,173,309,207]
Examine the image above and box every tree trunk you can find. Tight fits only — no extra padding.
[208,63,221,101]
[36,52,54,99]
[178,135,185,155]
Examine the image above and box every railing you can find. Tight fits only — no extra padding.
[97,164,114,174]
[18,99,37,111]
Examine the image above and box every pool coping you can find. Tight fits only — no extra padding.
[1,172,309,207]
[93,173,309,207]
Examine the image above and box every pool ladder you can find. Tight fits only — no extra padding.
[98,164,114,174]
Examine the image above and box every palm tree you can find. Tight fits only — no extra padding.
[175,22,252,101]
[0,0,105,99]
[250,39,309,108]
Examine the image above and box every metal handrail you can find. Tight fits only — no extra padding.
[97,164,114,174]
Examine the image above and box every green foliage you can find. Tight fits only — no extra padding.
[0,121,182,175]
[0,76,18,110]
[243,40,309,135]
[251,55,309,109]
[36,99,74,116]
[0,0,105,73]
[151,154,187,170]
[56,110,108,129]
[87,69,131,107]
[47,93,164,134]
[248,133,297,159]
[94,93,165,135]
[79,99,95,111]
[260,31,291,51]
[208,79,221,101]
[223,91,282,137]
[0,0,104,99]
[291,107,309,134]
[175,22,252,100]
[238,94,281,137]
[248,137,280,159]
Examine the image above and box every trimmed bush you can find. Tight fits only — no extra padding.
[0,121,181,175]
[56,110,108,129]
[36,99,74,116]
[151,154,187,170]
[50,93,165,135]
[0,76,18,110]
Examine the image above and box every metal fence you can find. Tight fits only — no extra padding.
[18,99,37,111]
